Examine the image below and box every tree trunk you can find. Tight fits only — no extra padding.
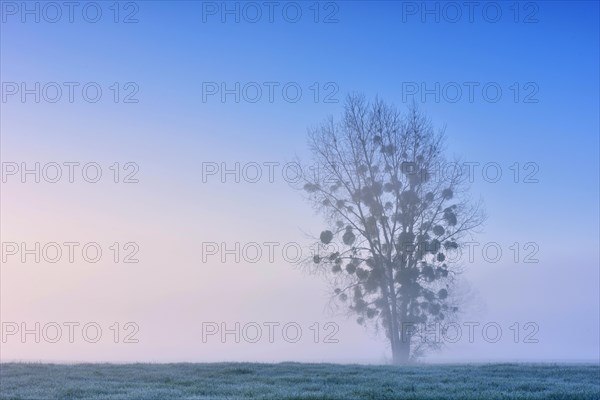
[393,337,411,364]
[389,319,405,364]
[386,266,403,365]
[379,276,398,361]
[391,301,411,365]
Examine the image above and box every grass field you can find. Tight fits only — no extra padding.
[0,362,598,399]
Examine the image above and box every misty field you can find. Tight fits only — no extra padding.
[1,363,599,400]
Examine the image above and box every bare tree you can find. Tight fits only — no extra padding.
[300,94,484,364]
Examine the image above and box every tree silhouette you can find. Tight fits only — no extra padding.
[301,94,484,364]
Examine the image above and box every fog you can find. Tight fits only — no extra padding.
[1,1,598,365]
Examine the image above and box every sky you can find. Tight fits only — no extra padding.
[0,1,598,363]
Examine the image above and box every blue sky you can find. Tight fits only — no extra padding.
[1,1,598,362]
